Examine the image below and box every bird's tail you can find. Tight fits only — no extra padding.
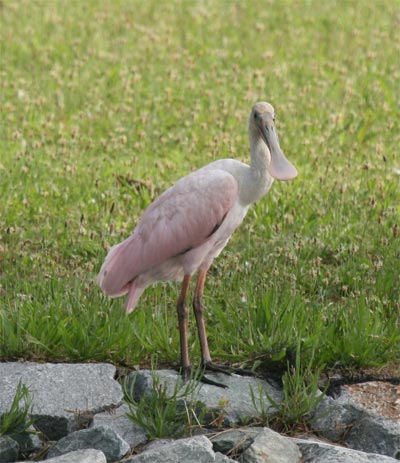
[97,240,132,297]
[98,239,147,312]
[125,281,146,314]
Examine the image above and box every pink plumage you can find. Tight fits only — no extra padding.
[98,168,238,302]
[98,102,297,384]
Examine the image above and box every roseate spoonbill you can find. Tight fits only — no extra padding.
[98,102,297,383]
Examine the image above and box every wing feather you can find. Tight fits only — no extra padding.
[98,168,238,295]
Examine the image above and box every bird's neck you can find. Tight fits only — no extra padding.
[240,132,274,205]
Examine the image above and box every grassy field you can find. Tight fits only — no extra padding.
[1,0,399,375]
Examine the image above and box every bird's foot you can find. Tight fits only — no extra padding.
[178,365,228,388]
[198,374,228,388]
[204,361,255,377]
[178,363,254,388]
[180,366,192,382]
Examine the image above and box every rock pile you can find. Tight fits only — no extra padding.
[0,363,398,463]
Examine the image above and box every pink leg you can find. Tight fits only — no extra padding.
[193,270,212,365]
[177,275,191,378]
[194,270,255,379]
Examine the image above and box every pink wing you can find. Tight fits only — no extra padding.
[98,168,238,296]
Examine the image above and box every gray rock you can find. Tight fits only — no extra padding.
[8,426,42,454]
[123,435,235,462]
[2,363,398,463]
[311,389,400,457]
[46,425,130,462]
[294,437,399,462]
[215,453,237,463]
[311,394,355,441]
[0,362,123,440]
[240,427,302,463]
[140,438,173,452]
[0,435,19,463]
[42,449,107,463]
[91,403,148,449]
[127,370,282,426]
[211,427,260,454]
[344,412,400,458]
[338,387,400,458]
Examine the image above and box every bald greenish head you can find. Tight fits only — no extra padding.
[250,102,298,181]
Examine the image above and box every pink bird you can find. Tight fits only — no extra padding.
[98,102,298,383]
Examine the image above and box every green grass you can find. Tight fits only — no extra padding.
[123,368,207,439]
[1,0,399,376]
[250,342,326,433]
[0,381,34,436]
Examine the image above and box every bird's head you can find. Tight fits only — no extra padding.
[250,102,298,181]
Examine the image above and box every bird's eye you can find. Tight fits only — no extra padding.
[254,113,258,119]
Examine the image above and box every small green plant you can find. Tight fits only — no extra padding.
[0,381,34,436]
[123,369,207,440]
[207,397,230,430]
[250,344,326,433]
